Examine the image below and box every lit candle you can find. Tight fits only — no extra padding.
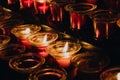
[35,0,49,14]
[11,24,41,47]
[47,40,81,68]
[11,24,41,39]
[56,42,71,67]
[27,32,58,57]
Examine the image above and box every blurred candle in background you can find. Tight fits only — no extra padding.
[34,0,49,14]
[8,0,12,4]
[65,3,97,31]
[19,0,34,9]
[50,2,63,22]
[70,12,85,30]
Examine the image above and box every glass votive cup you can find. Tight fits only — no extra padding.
[47,40,82,68]
[100,67,120,80]
[0,35,10,50]
[27,32,58,57]
[0,44,25,60]
[71,51,110,73]
[90,10,119,40]
[27,31,58,47]
[9,52,45,73]
[11,24,41,39]
[28,67,67,80]
[65,2,97,30]
[71,51,110,80]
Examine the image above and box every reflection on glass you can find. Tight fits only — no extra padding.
[27,32,58,47]
[47,40,81,67]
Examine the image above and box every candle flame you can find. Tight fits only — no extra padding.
[21,28,30,34]
[117,73,120,80]
[43,34,47,44]
[63,42,69,58]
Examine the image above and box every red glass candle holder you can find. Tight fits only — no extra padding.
[34,0,50,14]
[27,32,58,57]
[65,2,97,30]
[20,0,34,8]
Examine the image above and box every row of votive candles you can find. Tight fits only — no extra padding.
[1,24,119,80]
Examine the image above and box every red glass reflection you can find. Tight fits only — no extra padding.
[20,0,34,8]
[70,12,85,30]
[35,0,49,14]
[19,38,32,48]
[50,5,63,22]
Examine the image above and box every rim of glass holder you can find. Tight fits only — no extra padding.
[0,35,11,50]
[47,40,82,57]
[100,67,120,80]
[71,51,110,73]
[27,31,58,47]
[11,24,41,38]
[65,2,97,14]
[0,44,26,60]
[9,52,45,73]
[90,9,119,23]
[28,67,67,80]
